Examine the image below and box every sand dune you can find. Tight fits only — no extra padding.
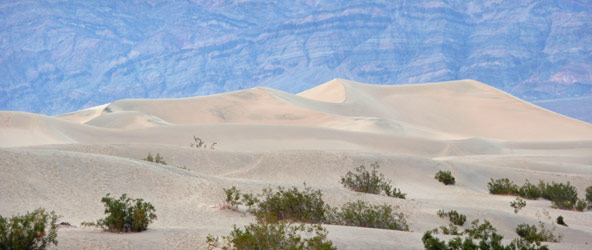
[1,79,591,249]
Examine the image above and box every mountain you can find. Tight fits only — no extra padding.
[1,0,591,122]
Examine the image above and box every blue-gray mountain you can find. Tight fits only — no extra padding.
[1,0,591,122]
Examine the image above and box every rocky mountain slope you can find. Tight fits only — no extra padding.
[1,0,591,121]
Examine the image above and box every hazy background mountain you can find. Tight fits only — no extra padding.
[1,0,591,122]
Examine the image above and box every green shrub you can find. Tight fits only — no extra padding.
[463,219,496,239]
[223,186,259,212]
[511,197,526,214]
[556,216,567,227]
[423,220,551,250]
[437,223,462,235]
[487,178,518,195]
[539,181,578,210]
[0,208,59,250]
[507,238,550,250]
[220,186,409,231]
[516,222,561,243]
[327,200,409,231]
[206,222,335,250]
[434,170,455,185]
[575,199,587,211]
[143,153,166,165]
[489,178,587,211]
[340,162,406,199]
[223,186,242,209]
[83,193,157,232]
[518,180,541,199]
[421,232,448,249]
[437,210,466,226]
[254,186,327,224]
[516,223,541,243]
[383,186,407,199]
[422,230,550,250]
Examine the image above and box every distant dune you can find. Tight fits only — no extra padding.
[1,79,591,249]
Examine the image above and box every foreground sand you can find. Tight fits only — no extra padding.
[1,79,591,249]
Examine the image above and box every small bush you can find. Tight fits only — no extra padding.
[489,178,587,211]
[518,180,541,199]
[434,170,455,185]
[0,208,59,250]
[143,153,166,165]
[516,222,561,243]
[220,186,409,231]
[83,193,157,232]
[511,197,526,214]
[539,181,578,210]
[206,222,335,250]
[255,186,327,224]
[464,219,497,239]
[383,186,407,199]
[327,200,409,231]
[437,223,462,235]
[556,216,567,227]
[421,232,448,249]
[423,230,549,250]
[488,178,518,195]
[223,186,242,209]
[423,220,551,250]
[437,210,466,226]
[575,199,587,211]
[223,186,259,212]
[340,162,406,199]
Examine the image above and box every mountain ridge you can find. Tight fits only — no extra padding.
[1,0,591,122]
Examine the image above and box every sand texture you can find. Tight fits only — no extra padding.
[1,79,591,249]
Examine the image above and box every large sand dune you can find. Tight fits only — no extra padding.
[1,79,591,249]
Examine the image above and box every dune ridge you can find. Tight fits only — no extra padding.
[1,79,591,249]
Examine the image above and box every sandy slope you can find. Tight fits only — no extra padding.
[1,79,591,249]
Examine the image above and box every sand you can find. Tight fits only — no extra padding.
[0,79,591,249]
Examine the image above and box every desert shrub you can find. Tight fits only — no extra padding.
[488,178,518,195]
[463,219,497,239]
[437,223,462,235]
[327,200,409,231]
[516,222,561,243]
[421,232,448,249]
[516,224,541,243]
[0,208,59,250]
[206,222,335,250]
[539,181,578,210]
[143,153,166,165]
[437,210,466,226]
[255,186,327,224]
[223,186,259,212]
[511,197,526,214]
[423,230,519,250]
[223,186,242,209]
[507,238,550,250]
[190,136,217,149]
[423,220,550,250]
[383,186,407,199]
[575,199,587,211]
[221,186,410,231]
[556,216,567,227]
[434,170,455,185]
[83,193,157,232]
[489,178,587,211]
[518,180,541,199]
[340,162,406,199]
